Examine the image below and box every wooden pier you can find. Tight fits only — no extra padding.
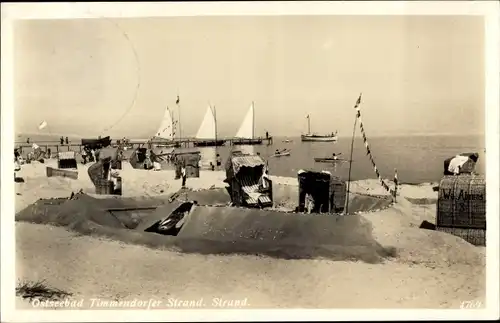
[14,136,273,154]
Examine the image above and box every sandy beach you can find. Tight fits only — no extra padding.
[14,160,485,309]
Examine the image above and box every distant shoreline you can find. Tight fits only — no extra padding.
[15,132,485,143]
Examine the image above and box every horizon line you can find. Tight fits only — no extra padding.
[15,131,485,140]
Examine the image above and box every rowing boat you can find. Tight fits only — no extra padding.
[272,151,291,157]
[314,157,347,163]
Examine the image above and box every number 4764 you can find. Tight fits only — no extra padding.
[460,300,483,309]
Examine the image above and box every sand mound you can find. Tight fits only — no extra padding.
[16,194,124,229]
[405,197,438,205]
[15,193,395,264]
[364,198,484,267]
[272,183,393,214]
[176,206,395,263]
[347,194,393,214]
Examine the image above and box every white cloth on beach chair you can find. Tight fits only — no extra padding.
[448,155,470,175]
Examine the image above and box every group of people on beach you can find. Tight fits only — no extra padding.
[208,154,222,171]
[81,146,100,165]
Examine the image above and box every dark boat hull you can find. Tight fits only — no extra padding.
[314,157,347,163]
[81,136,112,149]
[193,139,225,147]
[231,138,263,145]
[301,134,337,142]
[155,142,181,148]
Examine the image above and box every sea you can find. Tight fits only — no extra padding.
[15,134,485,184]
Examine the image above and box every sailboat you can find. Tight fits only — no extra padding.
[232,102,263,145]
[301,115,338,142]
[193,105,225,147]
[153,106,180,148]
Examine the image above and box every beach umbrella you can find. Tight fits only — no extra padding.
[444,152,479,175]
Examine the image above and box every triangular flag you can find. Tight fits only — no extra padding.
[38,121,47,130]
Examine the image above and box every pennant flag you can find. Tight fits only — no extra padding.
[353,93,395,201]
[306,114,310,119]
[176,95,180,105]
[38,120,47,130]
[356,93,362,106]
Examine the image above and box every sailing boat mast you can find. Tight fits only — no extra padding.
[252,101,255,139]
[307,115,311,134]
[213,105,218,142]
[176,93,181,142]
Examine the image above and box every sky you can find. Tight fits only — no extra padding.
[13,15,485,138]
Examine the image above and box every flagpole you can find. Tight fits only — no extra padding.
[176,92,181,146]
[345,93,362,215]
[394,168,398,203]
[345,113,357,215]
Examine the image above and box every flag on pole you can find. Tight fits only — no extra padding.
[176,95,180,105]
[394,168,398,186]
[355,93,362,106]
[38,120,47,130]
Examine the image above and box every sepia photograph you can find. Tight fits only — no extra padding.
[1,1,499,322]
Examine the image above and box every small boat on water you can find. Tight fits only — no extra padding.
[314,157,347,163]
[282,139,292,143]
[301,115,338,142]
[314,153,346,163]
[271,149,291,157]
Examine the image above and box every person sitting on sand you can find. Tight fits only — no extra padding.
[216,154,221,167]
[153,161,162,171]
[210,161,215,171]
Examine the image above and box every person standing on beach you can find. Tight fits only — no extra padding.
[60,136,64,145]
[65,137,69,145]
[26,138,30,144]
[216,154,222,168]
[181,164,187,188]
[81,148,88,164]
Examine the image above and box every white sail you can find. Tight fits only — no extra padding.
[155,107,175,140]
[235,102,255,139]
[195,105,217,140]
